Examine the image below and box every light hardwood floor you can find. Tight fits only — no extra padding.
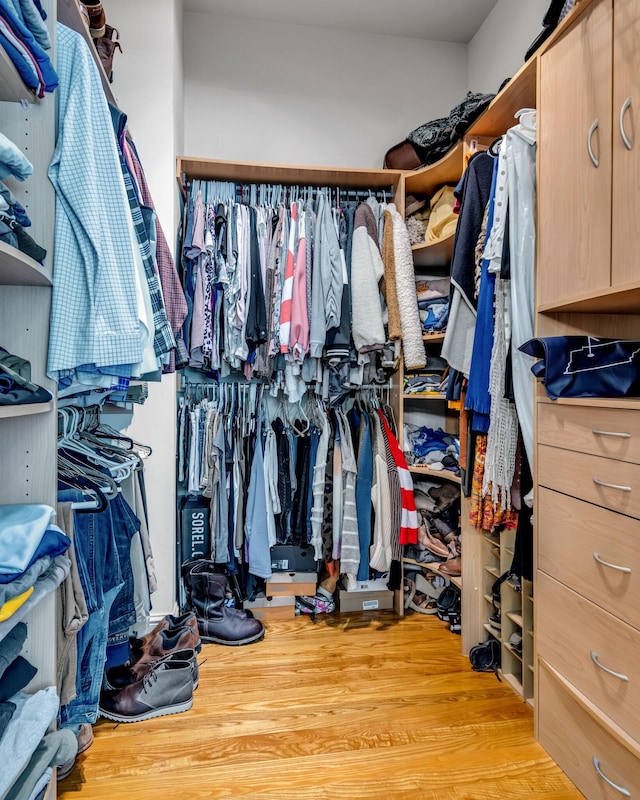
[59,612,585,800]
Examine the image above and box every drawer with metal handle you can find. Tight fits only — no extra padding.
[537,572,640,743]
[538,402,640,465]
[538,661,640,799]
[538,444,640,519]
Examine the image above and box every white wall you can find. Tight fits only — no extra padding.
[183,12,468,168]
[107,0,184,618]
[467,0,550,94]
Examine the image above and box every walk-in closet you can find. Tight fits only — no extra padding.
[1,1,638,798]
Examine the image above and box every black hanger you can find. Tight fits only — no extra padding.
[488,136,503,157]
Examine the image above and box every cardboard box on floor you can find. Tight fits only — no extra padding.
[243,594,296,621]
[338,589,394,613]
[266,572,317,598]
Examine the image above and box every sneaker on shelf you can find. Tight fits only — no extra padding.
[489,608,501,630]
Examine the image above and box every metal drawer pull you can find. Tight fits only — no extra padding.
[592,757,631,797]
[592,477,631,492]
[588,118,600,167]
[590,651,629,682]
[619,96,633,151]
[592,429,631,439]
[592,552,632,574]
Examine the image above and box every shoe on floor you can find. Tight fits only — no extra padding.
[105,647,199,691]
[56,723,94,781]
[99,653,194,723]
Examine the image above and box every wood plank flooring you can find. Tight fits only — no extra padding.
[58,612,585,800]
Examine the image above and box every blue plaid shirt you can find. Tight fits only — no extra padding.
[48,24,144,379]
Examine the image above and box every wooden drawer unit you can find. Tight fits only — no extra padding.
[537,572,640,742]
[537,487,640,629]
[538,444,640,519]
[538,662,640,800]
[538,403,640,465]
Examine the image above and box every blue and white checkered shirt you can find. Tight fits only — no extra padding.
[47,24,144,379]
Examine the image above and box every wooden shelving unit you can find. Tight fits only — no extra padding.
[0,46,37,104]
[0,241,52,287]
[0,401,54,420]
[411,232,455,267]
[408,464,461,484]
[402,392,447,400]
[403,557,462,590]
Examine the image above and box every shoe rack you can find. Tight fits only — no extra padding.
[482,528,534,704]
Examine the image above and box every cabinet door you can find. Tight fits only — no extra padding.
[538,0,612,308]
[612,0,640,286]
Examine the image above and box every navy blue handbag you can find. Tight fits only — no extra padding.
[519,336,640,400]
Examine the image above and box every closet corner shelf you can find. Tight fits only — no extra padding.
[484,565,500,579]
[506,612,523,628]
[402,392,447,401]
[528,664,535,674]
[0,47,37,104]
[404,141,464,198]
[403,557,462,590]
[466,56,537,139]
[408,465,461,484]
[483,623,499,638]
[501,672,524,697]
[483,593,493,604]
[538,280,640,315]
[0,242,51,286]
[421,332,446,343]
[411,232,455,267]
[0,401,53,420]
[482,533,500,546]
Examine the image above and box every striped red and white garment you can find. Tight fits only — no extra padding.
[378,410,418,546]
[279,202,297,354]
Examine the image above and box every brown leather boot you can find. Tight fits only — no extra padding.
[81,1,106,38]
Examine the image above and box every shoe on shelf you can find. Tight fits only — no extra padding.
[95,24,122,84]
[80,1,106,38]
[489,608,501,630]
[439,556,461,577]
[99,653,195,723]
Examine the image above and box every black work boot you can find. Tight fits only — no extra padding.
[182,560,264,646]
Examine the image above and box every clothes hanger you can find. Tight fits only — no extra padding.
[488,136,503,157]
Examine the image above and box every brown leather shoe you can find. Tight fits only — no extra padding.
[106,648,199,692]
[99,654,194,723]
[440,556,462,577]
[145,611,200,642]
[76,0,90,31]
[95,25,122,83]
[81,1,106,38]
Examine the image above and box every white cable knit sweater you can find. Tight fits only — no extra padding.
[389,206,426,369]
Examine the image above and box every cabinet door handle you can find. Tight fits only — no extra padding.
[592,552,632,574]
[592,428,631,439]
[592,757,631,797]
[592,477,631,492]
[619,96,633,151]
[590,651,629,682]
[587,118,600,167]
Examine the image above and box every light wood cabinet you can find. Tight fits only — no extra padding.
[538,0,612,308]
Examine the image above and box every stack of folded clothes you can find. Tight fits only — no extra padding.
[416,277,450,334]
[0,504,75,800]
[404,355,449,396]
[0,347,52,406]
[0,0,58,98]
[403,423,460,476]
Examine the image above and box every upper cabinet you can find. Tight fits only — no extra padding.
[538,0,640,312]
[538,0,613,309]
[612,0,640,286]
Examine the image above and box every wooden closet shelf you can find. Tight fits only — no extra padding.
[506,612,523,628]
[528,664,535,674]
[177,157,404,191]
[484,566,500,579]
[421,332,446,343]
[0,46,37,104]
[504,644,523,663]
[538,279,640,314]
[411,232,455,267]
[408,465,461,484]
[483,533,500,546]
[483,623,499,638]
[0,401,53,420]
[402,392,447,401]
[466,56,537,138]
[0,242,51,286]
[404,141,463,198]
[501,672,524,696]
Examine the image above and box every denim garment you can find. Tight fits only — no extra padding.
[106,492,140,646]
[0,504,55,574]
[354,412,373,581]
[59,582,121,727]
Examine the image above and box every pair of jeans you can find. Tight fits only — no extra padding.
[57,489,126,728]
[106,491,140,647]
